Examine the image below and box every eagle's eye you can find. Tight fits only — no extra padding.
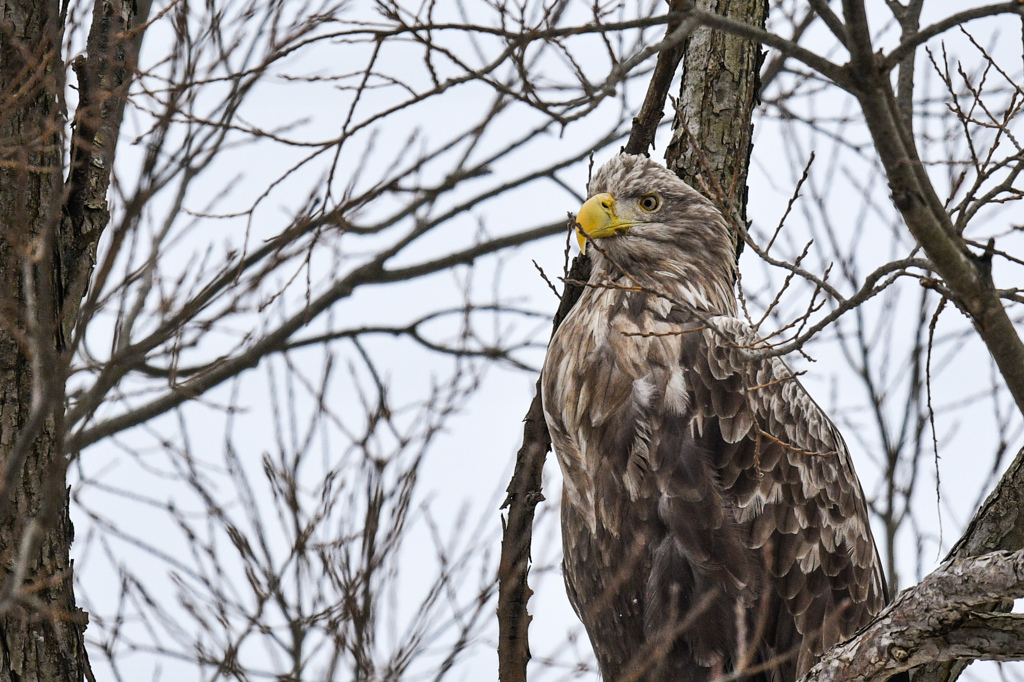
[638,194,661,212]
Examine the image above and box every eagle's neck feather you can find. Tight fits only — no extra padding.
[589,258,737,317]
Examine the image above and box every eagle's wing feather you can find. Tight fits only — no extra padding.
[675,316,886,677]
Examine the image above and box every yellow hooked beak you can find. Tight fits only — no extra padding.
[575,193,633,254]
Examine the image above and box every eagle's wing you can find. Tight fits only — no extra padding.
[668,315,887,678]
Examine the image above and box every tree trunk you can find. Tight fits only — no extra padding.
[0,0,142,676]
[0,0,91,678]
[665,0,768,228]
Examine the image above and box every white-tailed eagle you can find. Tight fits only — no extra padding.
[540,154,888,681]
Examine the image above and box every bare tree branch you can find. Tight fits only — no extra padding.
[801,548,1024,681]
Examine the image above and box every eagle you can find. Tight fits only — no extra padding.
[540,154,889,681]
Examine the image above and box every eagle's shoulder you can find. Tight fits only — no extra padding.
[682,316,843,454]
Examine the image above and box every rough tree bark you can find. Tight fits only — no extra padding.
[810,450,1024,682]
[0,1,86,677]
[803,548,1024,682]
[665,0,767,226]
[908,450,1024,682]
[496,0,767,679]
[0,0,143,678]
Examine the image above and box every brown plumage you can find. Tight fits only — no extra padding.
[540,155,888,681]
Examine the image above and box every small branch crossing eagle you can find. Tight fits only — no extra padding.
[540,154,889,681]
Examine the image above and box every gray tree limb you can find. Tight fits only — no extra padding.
[801,549,1024,682]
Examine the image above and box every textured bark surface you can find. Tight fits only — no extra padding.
[908,450,1024,682]
[0,1,89,679]
[946,450,1024,561]
[833,2,1024,678]
[59,0,139,352]
[0,0,140,678]
[665,0,768,228]
[803,549,1024,682]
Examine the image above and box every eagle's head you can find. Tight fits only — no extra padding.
[576,154,737,314]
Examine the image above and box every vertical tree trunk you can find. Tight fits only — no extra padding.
[0,0,141,676]
[666,0,768,226]
[0,0,91,678]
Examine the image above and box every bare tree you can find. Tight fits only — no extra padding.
[0,0,1022,680]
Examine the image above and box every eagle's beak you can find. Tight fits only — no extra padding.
[575,193,631,254]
